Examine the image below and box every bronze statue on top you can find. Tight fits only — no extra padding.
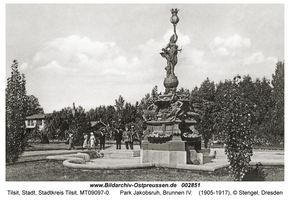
[161,35,181,77]
[161,8,182,94]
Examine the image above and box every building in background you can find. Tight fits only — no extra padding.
[25,113,51,131]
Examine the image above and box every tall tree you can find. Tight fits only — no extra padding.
[123,102,137,125]
[115,95,125,111]
[105,105,116,125]
[239,75,256,103]
[73,106,91,145]
[42,111,69,141]
[251,77,274,144]
[115,95,125,126]
[65,105,91,146]
[214,80,233,142]
[271,61,284,143]
[86,108,96,121]
[195,78,216,148]
[198,77,215,101]
[26,95,44,116]
[254,77,273,123]
[138,93,151,113]
[6,60,27,163]
[190,86,201,106]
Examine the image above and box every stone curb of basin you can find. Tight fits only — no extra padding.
[22,150,83,157]
[63,160,155,170]
[48,153,284,171]
[47,153,90,162]
[62,160,284,171]
[155,163,229,172]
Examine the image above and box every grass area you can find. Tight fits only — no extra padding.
[25,141,136,151]
[211,143,284,150]
[26,142,284,152]
[6,160,284,181]
[25,142,74,151]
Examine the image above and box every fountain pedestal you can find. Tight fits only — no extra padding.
[141,133,202,165]
[141,136,187,165]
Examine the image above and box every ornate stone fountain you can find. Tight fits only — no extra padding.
[141,9,205,165]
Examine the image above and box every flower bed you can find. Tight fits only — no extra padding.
[147,132,173,143]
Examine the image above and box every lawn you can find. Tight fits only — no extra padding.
[24,141,137,151]
[6,160,284,181]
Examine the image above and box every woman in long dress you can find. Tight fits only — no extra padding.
[89,132,96,150]
[82,134,88,150]
[68,133,75,150]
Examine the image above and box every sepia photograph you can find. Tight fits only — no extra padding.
[5,3,284,184]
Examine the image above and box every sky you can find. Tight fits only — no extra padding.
[6,4,284,113]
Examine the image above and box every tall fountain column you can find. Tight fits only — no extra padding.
[141,9,204,166]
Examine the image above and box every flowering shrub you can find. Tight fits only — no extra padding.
[85,150,104,159]
[217,76,255,181]
[96,150,104,158]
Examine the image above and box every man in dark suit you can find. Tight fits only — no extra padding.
[129,126,136,150]
[115,128,123,149]
[99,128,106,150]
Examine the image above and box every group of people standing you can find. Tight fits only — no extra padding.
[78,125,139,151]
[115,125,138,150]
[82,128,106,150]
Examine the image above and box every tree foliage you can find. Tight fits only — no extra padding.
[194,78,217,148]
[217,76,255,180]
[31,124,49,144]
[26,95,44,116]
[250,77,274,144]
[271,61,284,143]
[6,60,27,163]
[70,106,91,146]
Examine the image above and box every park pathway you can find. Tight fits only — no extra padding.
[20,145,284,171]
